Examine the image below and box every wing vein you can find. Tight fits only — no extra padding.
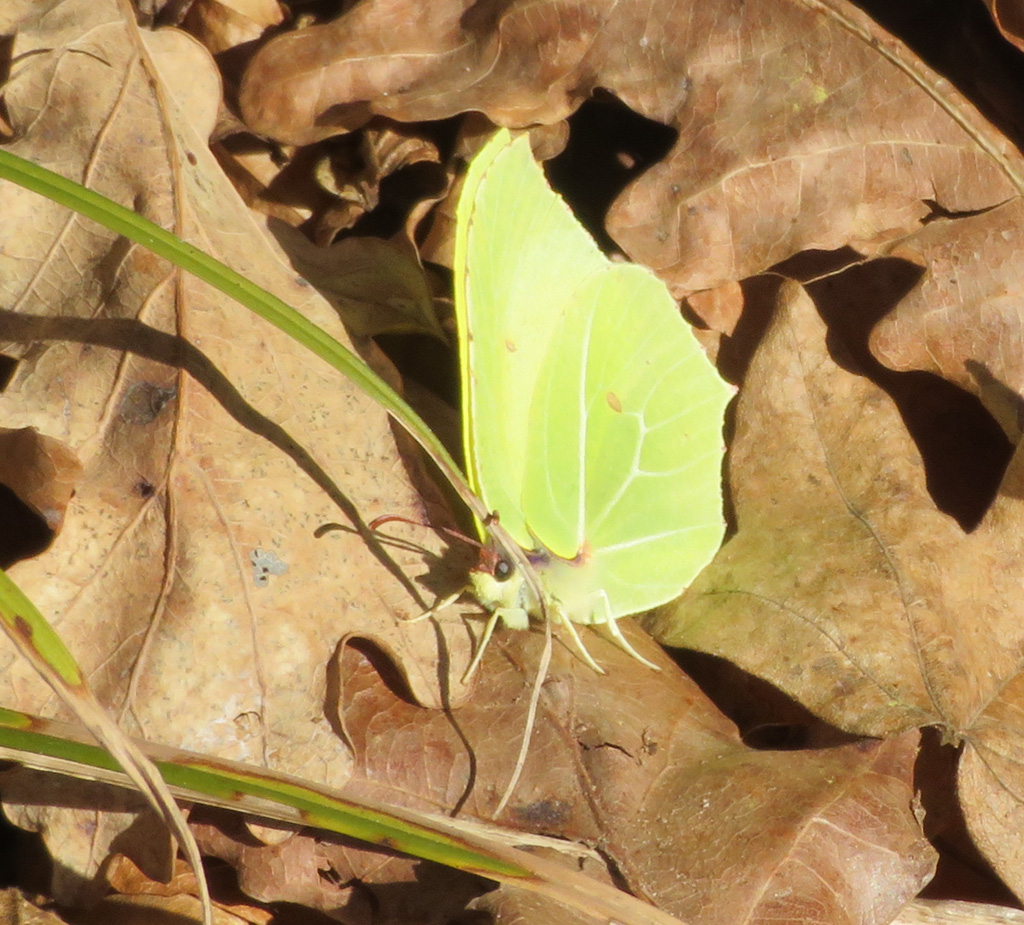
[576,305,596,544]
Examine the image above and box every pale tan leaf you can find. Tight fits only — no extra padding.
[0,0,469,897]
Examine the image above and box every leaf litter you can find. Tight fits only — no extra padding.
[5,0,1024,921]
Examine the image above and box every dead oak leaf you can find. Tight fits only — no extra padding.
[239,0,1021,299]
[0,0,466,893]
[651,280,1024,897]
[332,624,934,925]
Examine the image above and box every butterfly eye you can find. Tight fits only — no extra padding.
[493,558,514,582]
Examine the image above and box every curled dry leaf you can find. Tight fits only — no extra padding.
[310,126,444,244]
[239,0,1021,297]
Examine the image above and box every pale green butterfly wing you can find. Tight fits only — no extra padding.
[454,130,607,552]
[455,128,731,633]
[523,262,731,620]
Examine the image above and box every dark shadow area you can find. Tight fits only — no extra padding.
[853,0,1024,152]
[800,257,1014,530]
[0,797,49,893]
[914,730,1023,907]
[338,155,451,244]
[0,483,53,569]
[375,331,459,414]
[0,354,15,391]
[714,273,787,386]
[672,649,863,751]
[546,93,678,254]
[741,250,1015,530]
[326,635,422,719]
[0,354,58,567]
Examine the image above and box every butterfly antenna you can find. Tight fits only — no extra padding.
[369,514,488,552]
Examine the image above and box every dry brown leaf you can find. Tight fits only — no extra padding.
[651,280,1024,897]
[869,199,1024,443]
[0,0,473,899]
[238,0,1023,299]
[897,900,1024,923]
[331,625,935,925]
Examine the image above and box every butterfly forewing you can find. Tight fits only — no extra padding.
[455,133,606,551]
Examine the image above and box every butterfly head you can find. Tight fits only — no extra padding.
[468,546,538,623]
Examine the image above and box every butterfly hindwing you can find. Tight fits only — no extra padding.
[524,262,730,621]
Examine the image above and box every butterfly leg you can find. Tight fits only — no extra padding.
[553,604,606,674]
[592,592,661,670]
[461,608,505,681]
[401,587,468,625]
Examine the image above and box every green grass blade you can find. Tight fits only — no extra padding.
[0,706,687,925]
[0,705,528,880]
[0,149,483,521]
[0,569,214,924]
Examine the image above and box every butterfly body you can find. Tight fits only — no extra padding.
[466,542,638,673]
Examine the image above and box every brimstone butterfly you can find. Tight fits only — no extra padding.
[451,129,731,674]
